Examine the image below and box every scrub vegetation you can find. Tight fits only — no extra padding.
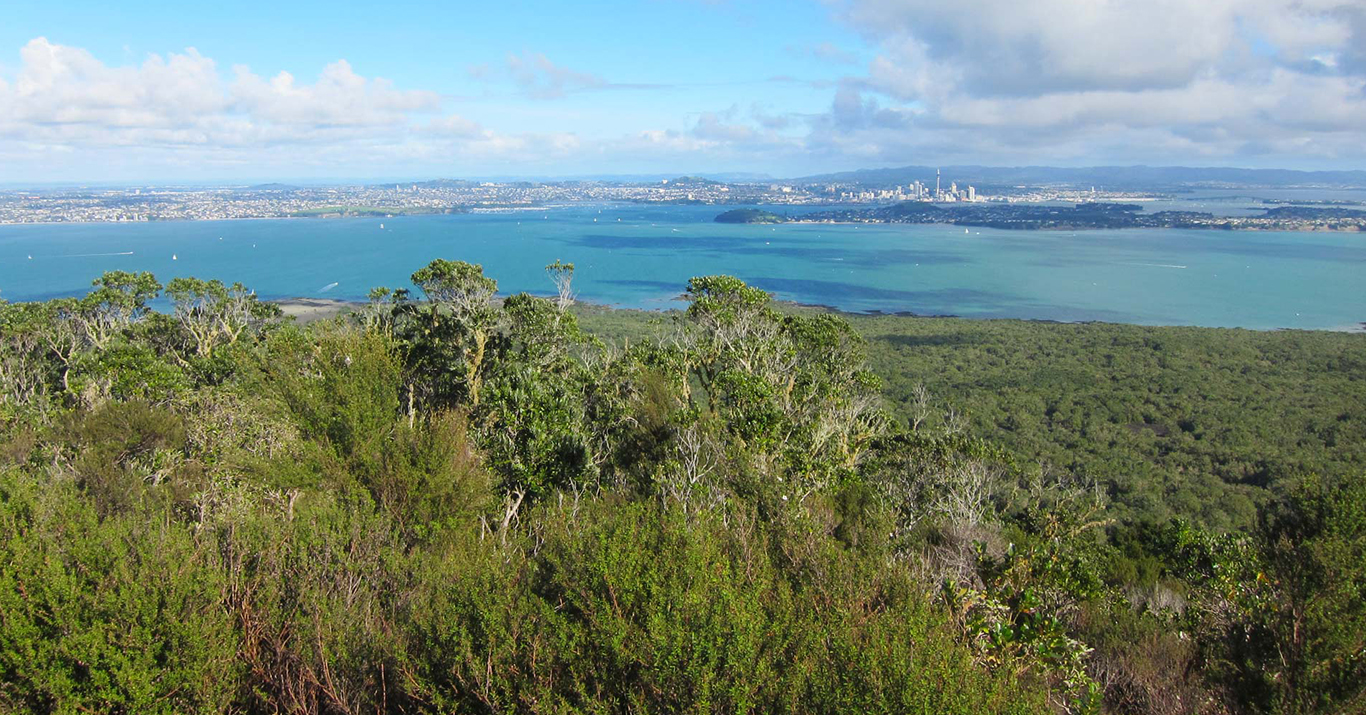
[1,263,1362,714]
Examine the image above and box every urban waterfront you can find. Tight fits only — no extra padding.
[2,203,1363,330]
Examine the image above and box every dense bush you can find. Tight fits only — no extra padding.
[403,499,1044,714]
[0,470,239,713]
[1,264,1362,714]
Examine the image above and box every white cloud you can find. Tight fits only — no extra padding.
[805,0,1366,165]
[0,37,442,165]
[836,0,1360,95]
[5,38,226,130]
[7,5,1366,182]
[0,38,776,178]
[230,60,439,127]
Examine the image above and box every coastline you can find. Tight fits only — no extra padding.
[0,215,323,227]
[779,300,1366,334]
[4,202,1364,233]
[0,213,468,228]
[268,297,1366,335]
[778,218,1366,233]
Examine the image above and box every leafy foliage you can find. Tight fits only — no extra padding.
[0,264,1361,715]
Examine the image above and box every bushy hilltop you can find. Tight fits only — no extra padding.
[0,262,1362,715]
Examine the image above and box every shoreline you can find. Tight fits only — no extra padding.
[267,297,1366,335]
[778,218,1366,233]
[3,203,1363,233]
[0,214,461,228]
[272,297,364,323]
[7,213,1359,233]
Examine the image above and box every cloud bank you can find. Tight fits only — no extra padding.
[812,0,1366,165]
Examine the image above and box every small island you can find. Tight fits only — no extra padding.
[714,208,789,224]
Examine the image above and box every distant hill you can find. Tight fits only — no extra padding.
[792,165,1366,189]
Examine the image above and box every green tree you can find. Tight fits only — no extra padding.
[400,259,499,408]
[666,276,888,503]
[1167,475,1366,714]
[76,271,161,350]
[1255,476,1366,714]
[164,277,279,358]
[0,301,53,411]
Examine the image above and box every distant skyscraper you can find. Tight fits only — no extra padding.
[935,169,941,198]
[968,185,976,201]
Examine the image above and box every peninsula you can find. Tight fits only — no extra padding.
[784,201,1366,232]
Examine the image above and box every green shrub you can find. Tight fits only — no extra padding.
[403,499,1046,714]
[0,470,238,714]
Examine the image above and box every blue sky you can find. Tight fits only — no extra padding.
[2,0,1365,181]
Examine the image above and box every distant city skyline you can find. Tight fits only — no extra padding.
[2,0,1365,182]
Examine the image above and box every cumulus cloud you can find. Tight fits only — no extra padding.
[230,59,439,128]
[836,0,1362,95]
[0,37,440,155]
[0,37,784,178]
[7,3,1366,181]
[798,0,1366,165]
[5,39,225,131]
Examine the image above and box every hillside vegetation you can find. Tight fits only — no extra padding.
[578,307,1366,531]
[0,264,1362,715]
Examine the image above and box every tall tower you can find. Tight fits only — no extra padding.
[935,168,941,199]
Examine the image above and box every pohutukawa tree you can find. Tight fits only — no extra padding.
[411,259,498,317]
[76,271,161,349]
[165,277,278,358]
[405,259,499,407]
[0,300,47,410]
[644,275,891,505]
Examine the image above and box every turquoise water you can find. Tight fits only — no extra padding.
[2,204,1363,330]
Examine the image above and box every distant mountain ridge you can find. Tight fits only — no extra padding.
[791,165,1366,189]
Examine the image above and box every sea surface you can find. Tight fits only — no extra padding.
[2,203,1363,330]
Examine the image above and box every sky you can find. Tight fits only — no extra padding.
[1,0,1365,182]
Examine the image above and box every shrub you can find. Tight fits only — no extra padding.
[0,470,238,714]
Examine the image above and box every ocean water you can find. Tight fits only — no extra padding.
[1,204,1363,330]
